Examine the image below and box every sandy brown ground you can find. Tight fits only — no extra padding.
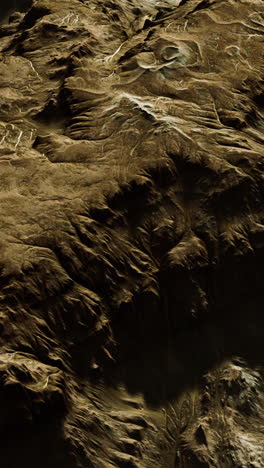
[0,1,264,466]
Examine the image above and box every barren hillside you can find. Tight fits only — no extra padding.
[0,1,264,466]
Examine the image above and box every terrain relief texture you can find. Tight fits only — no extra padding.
[0,0,264,466]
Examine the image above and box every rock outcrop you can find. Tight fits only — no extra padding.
[0,0,264,466]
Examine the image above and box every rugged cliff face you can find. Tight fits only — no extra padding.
[0,0,264,466]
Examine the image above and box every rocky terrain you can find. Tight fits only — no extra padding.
[0,0,264,466]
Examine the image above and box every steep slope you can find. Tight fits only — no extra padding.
[0,0,264,466]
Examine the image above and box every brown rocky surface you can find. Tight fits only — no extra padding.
[0,0,264,466]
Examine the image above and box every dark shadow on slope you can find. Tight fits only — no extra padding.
[0,0,32,23]
[107,252,264,407]
[0,420,77,468]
